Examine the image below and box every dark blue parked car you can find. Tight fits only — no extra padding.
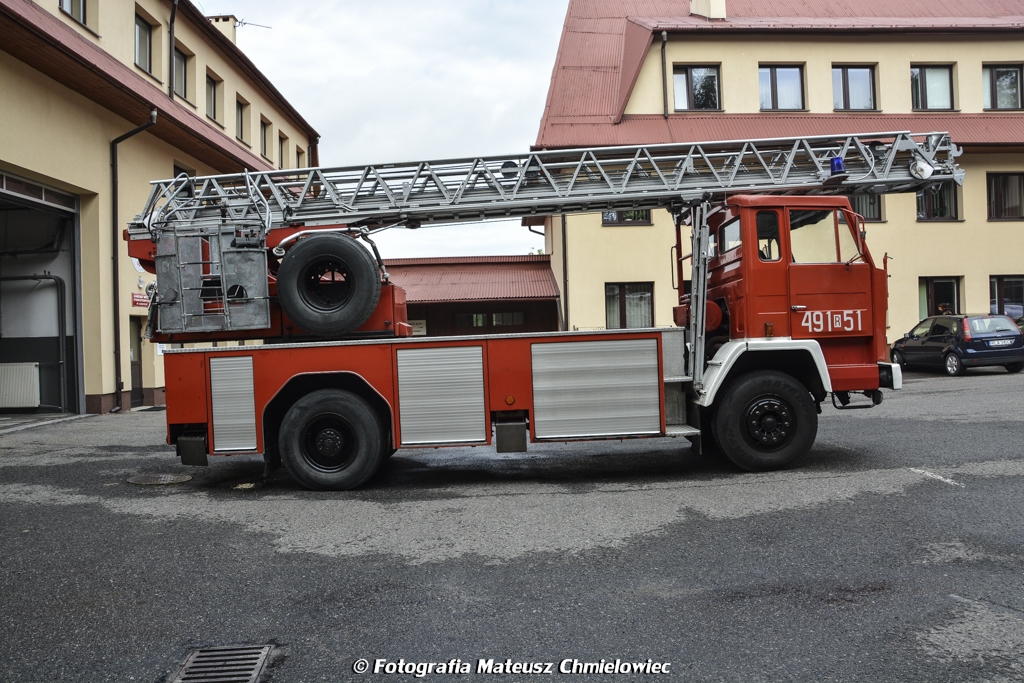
[891,314,1024,376]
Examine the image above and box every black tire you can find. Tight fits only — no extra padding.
[276,234,382,336]
[944,352,964,377]
[891,349,907,370]
[278,389,384,490]
[714,371,817,472]
[1006,362,1024,374]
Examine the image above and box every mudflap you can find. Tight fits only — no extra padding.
[176,435,209,467]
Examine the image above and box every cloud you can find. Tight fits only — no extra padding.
[194,1,568,256]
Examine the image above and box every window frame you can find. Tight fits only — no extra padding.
[911,65,955,111]
[917,182,959,222]
[759,65,805,111]
[987,173,1024,220]
[134,14,152,73]
[605,282,654,329]
[278,135,286,170]
[260,119,270,159]
[59,0,86,26]
[672,64,722,112]
[990,275,1024,317]
[982,64,1023,111]
[172,47,188,100]
[921,277,962,317]
[832,65,876,111]
[205,75,217,121]
[601,210,652,226]
[235,98,249,143]
[846,194,884,222]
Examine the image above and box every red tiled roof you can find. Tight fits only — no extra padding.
[384,256,560,303]
[536,0,1024,148]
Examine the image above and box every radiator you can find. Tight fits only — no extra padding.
[0,363,41,408]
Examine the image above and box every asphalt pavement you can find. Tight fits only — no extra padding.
[1,368,1023,682]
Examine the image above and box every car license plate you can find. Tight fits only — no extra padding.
[989,339,1014,347]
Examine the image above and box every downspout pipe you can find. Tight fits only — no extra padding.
[110,109,157,413]
[167,0,180,99]
[561,214,569,330]
[661,31,669,119]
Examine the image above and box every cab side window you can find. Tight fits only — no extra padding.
[720,217,742,254]
[756,211,781,262]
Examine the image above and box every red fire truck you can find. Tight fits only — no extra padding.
[127,132,962,490]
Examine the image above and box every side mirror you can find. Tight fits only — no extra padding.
[903,333,910,339]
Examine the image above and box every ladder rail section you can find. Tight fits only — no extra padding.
[130,131,963,239]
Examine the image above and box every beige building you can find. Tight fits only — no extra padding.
[536,0,1024,341]
[0,0,318,413]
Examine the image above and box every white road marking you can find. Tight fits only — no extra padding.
[909,468,965,488]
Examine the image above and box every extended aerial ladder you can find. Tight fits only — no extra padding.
[130,131,964,489]
[128,130,962,377]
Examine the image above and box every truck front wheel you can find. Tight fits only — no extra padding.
[279,389,384,490]
[714,371,817,472]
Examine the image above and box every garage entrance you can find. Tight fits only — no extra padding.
[0,172,81,414]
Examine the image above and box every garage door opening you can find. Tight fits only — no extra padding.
[0,173,81,414]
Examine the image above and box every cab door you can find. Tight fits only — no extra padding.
[746,209,790,337]
[786,208,875,387]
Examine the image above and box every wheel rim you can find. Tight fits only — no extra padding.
[300,413,357,472]
[298,256,353,312]
[742,395,796,452]
[946,355,959,374]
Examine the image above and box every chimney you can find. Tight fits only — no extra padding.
[690,0,726,19]
[207,15,238,44]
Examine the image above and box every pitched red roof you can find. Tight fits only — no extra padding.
[536,0,1024,149]
[383,255,560,303]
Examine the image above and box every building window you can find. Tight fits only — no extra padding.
[832,66,875,110]
[911,66,953,110]
[455,314,487,328]
[602,210,651,225]
[278,135,287,169]
[847,195,882,222]
[59,0,85,24]
[134,15,152,73]
[260,120,269,158]
[605,283,653,329]
[206,76,217,120]
[917,182,958,221]
[983,65,1022,110]
[759,66,804,110]
[236,99,248,141]
[988,173,1024,219]
[991,276,1024,318]
[173,48,187,99]
[673,65,720,110]
[493,312,524,326]
[296,147,306,169]
[920,277,961,317]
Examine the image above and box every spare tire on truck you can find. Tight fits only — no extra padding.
[276,234,382,336]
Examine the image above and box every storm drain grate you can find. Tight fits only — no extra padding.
[171,645,273,683]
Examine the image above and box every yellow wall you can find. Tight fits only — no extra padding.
[44,0,310,168]
[2,0,314,409]
[546,31,1024,341]
[626,33,1023,116]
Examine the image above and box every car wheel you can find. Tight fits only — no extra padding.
[713,371,817,472]
[279,389,384,490]
[944,353,964,377]
[276,234,382,337]
[1005,362,1024,374]
[891,349,907,370]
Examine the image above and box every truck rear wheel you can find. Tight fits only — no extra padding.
[714,371,817,472]
[276,234,382,336]
[279,389,384,490]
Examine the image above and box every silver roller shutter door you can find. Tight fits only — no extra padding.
[532,338,661,439]
[210,355,257,451]
[397,346,486,445]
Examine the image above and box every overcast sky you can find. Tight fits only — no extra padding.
[193,1,570,257]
